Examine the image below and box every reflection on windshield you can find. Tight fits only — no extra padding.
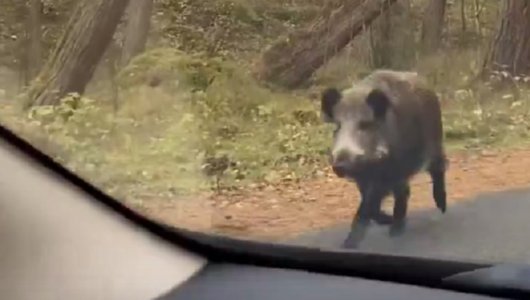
[1,0,530,261]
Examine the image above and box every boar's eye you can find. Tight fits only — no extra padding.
[332,123,341,137]
[366,88,390,119]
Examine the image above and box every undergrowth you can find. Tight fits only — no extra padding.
[1,47,530,204]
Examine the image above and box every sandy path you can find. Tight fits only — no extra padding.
[136,148,530,241]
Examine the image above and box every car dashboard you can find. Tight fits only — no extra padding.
[159,263,501,300]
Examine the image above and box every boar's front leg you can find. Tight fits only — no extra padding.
[389,182,410,237]
[356,181,393,225]
[342,183,389,249]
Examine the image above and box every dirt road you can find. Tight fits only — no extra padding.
[137,147,530,241]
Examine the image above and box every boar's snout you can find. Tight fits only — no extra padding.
[332,161,350,178]
[331,150,368,178]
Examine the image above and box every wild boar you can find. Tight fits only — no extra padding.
[320,70,447,248]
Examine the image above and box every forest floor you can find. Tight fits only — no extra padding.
[135,146,530,241]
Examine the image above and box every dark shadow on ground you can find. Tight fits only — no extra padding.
[286,188,530,263]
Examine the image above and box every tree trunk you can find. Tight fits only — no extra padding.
[369,1,414,69]
[421,0,447,52]
[120,0,153,67]
[369,6,392,69]
[24,0,43,85]
[460,0,467,33]
[484,1,530,76]
[107,39,122,113]
[253,0,397,89]
[473,0,484,37]
[28,0,130,107]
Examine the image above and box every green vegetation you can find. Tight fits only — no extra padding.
[0,0,528,204]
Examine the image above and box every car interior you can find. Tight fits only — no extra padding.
[1,121,530,300]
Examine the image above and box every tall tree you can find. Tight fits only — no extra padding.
[369,5,392,68]
[27,0,130,107]
[421,0,447,52]
[369,0,414,69]
[253,0,397,89]
[483,1,530,76]
[24,0,43,84]
[460,0,467,33]
[120,0,153,67]
[473,0,485,37]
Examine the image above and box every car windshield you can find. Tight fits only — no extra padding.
[1,0,529,263]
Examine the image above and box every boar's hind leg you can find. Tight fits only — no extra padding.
[389,182,410,237]
[429,155,447,213]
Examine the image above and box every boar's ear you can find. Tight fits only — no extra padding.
[366,88,390,119]
[321,87,341,122]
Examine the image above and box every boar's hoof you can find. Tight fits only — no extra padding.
[436,201,447,214]
[373,211,393,225]
[342,228,367,249]
[389,221,406,237]
[341,237,360,249]
[434,191,447,213]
